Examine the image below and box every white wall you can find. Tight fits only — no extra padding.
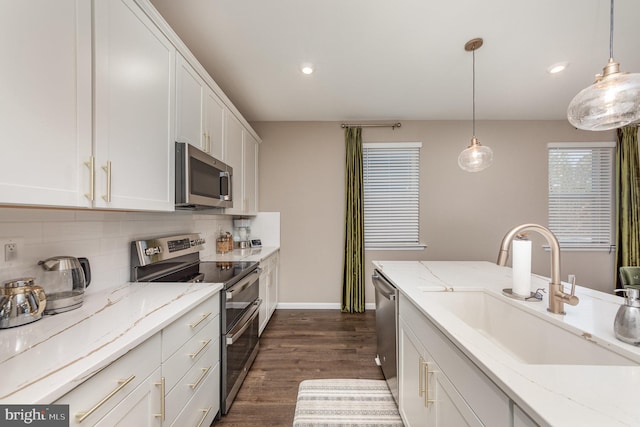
[253,120,618,307]
[0,207,232,293]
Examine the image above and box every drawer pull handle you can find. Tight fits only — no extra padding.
[189,339,211,359]
[189,312,211,329]
[196,407,212,427]
[189,366,211,390]
[422,359,436,407]
[84,156,95,201]
[75,375,135,423]
[153,377,165,421]
[419,356,425,398]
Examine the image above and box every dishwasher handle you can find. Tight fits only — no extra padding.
[372,273,397,301]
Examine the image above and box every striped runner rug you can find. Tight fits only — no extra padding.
[293,379,404,427]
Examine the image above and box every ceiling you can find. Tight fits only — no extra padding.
[149,0,640,123]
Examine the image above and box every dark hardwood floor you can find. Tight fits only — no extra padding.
[216,309,384,426]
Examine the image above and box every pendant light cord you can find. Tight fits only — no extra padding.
[472,48,476,136]
[609,0,614,60]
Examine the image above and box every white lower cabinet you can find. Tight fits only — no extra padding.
[94,367,163,427]
[399,294,511,427]
[55,293,221,426]
[258,251,279,335]
[55,333,162,426]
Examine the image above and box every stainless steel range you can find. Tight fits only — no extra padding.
[130,233,261,416]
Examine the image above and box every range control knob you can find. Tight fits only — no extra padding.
[144,246,162,256]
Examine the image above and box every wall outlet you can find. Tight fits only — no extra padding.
[0,238,23,267]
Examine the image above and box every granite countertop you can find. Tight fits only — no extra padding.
[0,281,223,404]
[373,260,640,427]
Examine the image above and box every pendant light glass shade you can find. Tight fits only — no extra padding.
[567,60,640,130]
[459,38,493,172]
[567,0,640,131]
[458,137,493,172]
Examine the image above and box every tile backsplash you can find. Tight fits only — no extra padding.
[0,207,233,293]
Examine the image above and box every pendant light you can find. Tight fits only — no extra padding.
[567,0,640,131]
[458,38,493,172]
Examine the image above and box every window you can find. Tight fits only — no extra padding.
[363,142,422,249]
[548,142,616,250]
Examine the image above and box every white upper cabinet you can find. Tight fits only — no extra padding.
[243,131,259,215]
[205,89,225,160]
[93,0,175,211]
[223,111,244,214]
[176,55,225,159]
[176,55,205,149]
[0,0,92,208]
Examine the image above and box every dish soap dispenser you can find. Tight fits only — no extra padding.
[614,288,640,345]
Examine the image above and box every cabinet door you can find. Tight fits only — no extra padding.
[176,55,205,150]
[243,131,259,215]
[266,252,278,317]
[94,368,162,427]
[205,90,225,159]
[258,263,269,335]
[0,0,92,208]
[93,0,175,211]
[433,365,483,427]
[223,111,244,214]
[399,319,433,426]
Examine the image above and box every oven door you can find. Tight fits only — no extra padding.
[224,269,260,331]
[222,298,261,414]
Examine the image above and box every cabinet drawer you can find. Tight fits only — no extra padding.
[162,294,219,361]
[170,362,220,427]
[56,333,161,426]
[400,294,510,427]
[166,343,220,424]
[163,314,220,393]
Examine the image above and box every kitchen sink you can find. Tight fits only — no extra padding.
[425,290,637,366]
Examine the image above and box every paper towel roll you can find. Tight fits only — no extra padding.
[512,239,532,297]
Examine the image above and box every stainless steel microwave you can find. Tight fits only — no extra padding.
[175,142,233,209]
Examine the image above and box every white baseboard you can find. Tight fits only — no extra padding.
[276,302,376,310]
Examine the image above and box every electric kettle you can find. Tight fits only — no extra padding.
[0,277,47,328]
[38,256,91,315]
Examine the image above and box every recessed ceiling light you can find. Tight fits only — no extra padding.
[301,63,314,75]
[547,62,569,74]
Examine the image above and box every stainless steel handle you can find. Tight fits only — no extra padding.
[102,160,112,202]
[372,273,397,301]
[75,375,135,423]
[189,339,212,359]
[226,299,261,346]
[153,377,165,421]
[189,312,212,329]
[196,407,212,427]
[188,273,206,283]
[189,366,211,390]
[226,269,260,300]
[84,156,95,201]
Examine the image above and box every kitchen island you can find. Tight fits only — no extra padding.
[374,260,640,427]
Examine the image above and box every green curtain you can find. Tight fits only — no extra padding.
[342,127,365,313]
[616,126,640,287]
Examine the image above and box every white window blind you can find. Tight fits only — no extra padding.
[548,142,615,250]
[363,142,421,248]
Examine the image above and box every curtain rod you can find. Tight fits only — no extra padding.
[340,122,401,130]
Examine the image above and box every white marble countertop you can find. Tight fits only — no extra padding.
[373,260,640,427]
[0,281,222,404]
[203,246,279,263]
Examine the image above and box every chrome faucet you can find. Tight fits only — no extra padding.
[496,223,579,314]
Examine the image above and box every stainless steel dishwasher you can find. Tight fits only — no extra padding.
[372,270,399,404]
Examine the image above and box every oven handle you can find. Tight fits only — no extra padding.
[226,269,261,300]
[226,298,262,346]
[188,273,206,283]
